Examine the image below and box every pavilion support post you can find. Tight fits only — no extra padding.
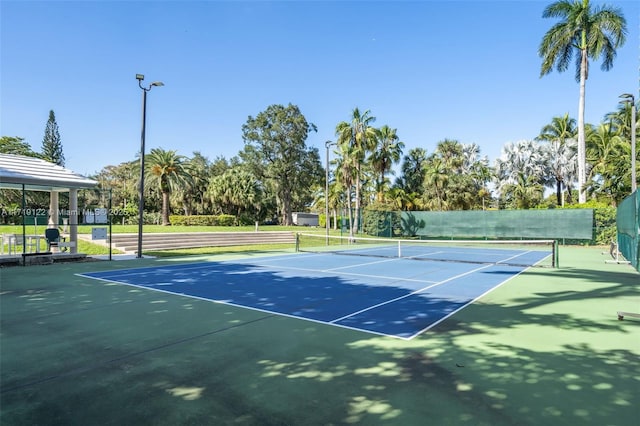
[69,189,78,254]
[49,192,59,228]
[21,184,26,256]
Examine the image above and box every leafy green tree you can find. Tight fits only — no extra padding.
[240,103,322,225]
[91,161,138,223]
[0,136,38,157]
[0,136,49,211]
[539,0,627,203]
[145,148,193,225]
[536,113,578,205]
[210,155,232,177]
[41,110,65,166]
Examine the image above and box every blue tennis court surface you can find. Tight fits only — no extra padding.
[78,251,548,339]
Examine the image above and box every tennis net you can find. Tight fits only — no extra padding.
[296,233,558,268]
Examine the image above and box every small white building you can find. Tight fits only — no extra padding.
[292,212,319,226]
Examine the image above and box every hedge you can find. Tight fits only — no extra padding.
[169,214,237,226]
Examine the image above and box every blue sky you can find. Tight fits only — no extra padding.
[1,0,638,177]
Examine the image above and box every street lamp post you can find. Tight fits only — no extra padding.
[136,74,164,258]
[620,93,637,193]
[325,140,336,244]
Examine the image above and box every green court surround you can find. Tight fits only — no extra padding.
[1,246,638,425]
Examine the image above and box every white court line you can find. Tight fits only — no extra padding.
[405,263,533,339]
[78,250,540,340]
[496,249,542,264]
[262,263,438,285]
[329,262,496,324]
[79,254,440,285]
[76,256,529,341]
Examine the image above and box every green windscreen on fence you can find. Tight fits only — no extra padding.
[398,209,594,240]
[616,191,640,272]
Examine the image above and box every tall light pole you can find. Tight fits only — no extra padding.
[325,140,336,244]
[620,93,637,193]
[136,74,164,258]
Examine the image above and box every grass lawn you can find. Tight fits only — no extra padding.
[0,224,329,255]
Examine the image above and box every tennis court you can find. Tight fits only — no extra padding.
[1,245,638,425]
[78,239,552,339]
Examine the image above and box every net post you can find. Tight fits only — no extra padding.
[295,233,300,252]
[553,240,559,268]
[398,240,401,258]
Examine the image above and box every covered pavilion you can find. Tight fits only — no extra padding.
[0,153,98,255]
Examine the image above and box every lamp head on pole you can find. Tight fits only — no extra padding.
[620,93,634,103]
[137,74,164,91]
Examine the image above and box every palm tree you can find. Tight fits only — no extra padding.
[539,0,627,204]
[606,100,638,139]
[606,101,639,188]
[501,172,545,209]
[586,122,627,204]
[395,147,428,197]
[209,168,262,222]
[495,140,547,208]
[335,108,377,234]
[461,143,493,209]
[145,148,192,226]
[182,152,212,215]
[334,143,359,237]
[420,140,488,210]
[422,158,449,210]
[536,113,578,205]
[435,139,464,171]
[369,125,404,202]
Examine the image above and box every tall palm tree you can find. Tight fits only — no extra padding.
[539,0,627,203]
[606,100,638,138]
[586,122,627,204]
[536,113,578,205]
[422,158,449,211]
[608,101,639,192]
[461,143,493,210]
[145,148,192,226]
[334,143,359,237]
[335,108,377,234]
[369,125,404,202]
